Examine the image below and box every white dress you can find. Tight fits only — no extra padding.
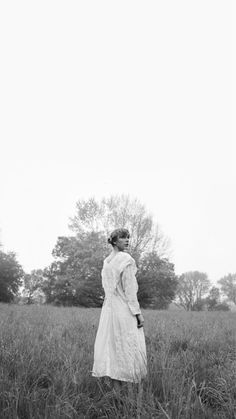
[92,251,147,383]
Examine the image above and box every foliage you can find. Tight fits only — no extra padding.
[43,234,176,308]
[218,273,236,305]
[0,250,24,302]
[39,195,174,308]
[211,301,230,311]
[43,232,107,307]
[191,298,206,311]
[0,304,235,418]
[176,271,211,311]
[69,195,170,260]
[137,252,177,309]
[205,287,230,311]
[22,270,46,304]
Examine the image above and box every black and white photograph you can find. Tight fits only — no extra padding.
[0,1,235,418]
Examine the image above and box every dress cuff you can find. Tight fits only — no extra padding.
[128,302,141,315]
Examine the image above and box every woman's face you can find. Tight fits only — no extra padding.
[114,235,129,252]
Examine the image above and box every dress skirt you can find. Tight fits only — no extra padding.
[92,294,147,383]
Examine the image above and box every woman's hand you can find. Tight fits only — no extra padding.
[136,313,144,328]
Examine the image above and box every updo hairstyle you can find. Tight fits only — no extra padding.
[108,228,130,247]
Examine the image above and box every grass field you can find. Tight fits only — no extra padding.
[0,304,235,419]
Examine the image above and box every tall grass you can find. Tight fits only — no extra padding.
[0,304,235,418]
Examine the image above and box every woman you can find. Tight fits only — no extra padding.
[92,228,147,384]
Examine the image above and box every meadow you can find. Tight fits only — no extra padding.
[0,304,235,419]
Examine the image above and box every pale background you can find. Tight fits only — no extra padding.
[0,1,235,284]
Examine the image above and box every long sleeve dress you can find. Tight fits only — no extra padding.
[92,251,147,383]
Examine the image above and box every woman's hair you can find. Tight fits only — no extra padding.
[108,228,130,247]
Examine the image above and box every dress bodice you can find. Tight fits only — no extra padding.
[102,251,136,297]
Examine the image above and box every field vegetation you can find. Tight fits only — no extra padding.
[0,304,235,418]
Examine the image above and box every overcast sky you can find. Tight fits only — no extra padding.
[0,1,235,284]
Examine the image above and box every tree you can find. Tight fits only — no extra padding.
[22,270,46,304]
[137,252,177,309]
[213,302,230,311]
[208,286,221,301]
[189,287,230,312]
[42,195,174,307]
[44,234,175,308]
[43,231,107,306]
[41,263,60,304]
[218,273,236,305]
[204,287,219,311]
[175,271,211,311]
[0,250,24,302]
[69,195,170,261]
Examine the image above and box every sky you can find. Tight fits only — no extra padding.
[0,1,235,284]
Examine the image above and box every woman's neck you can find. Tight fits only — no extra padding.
[112,247,122,254]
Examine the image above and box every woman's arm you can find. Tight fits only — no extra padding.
[121,263,144,328]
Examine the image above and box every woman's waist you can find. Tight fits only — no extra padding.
[103,290,128,304]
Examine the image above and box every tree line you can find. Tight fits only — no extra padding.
[1,195,236,311]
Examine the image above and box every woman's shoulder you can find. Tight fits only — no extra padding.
[104,251,135,269]
[118,252,137,275]
[118,251,133,260]
[117,251,136,267]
